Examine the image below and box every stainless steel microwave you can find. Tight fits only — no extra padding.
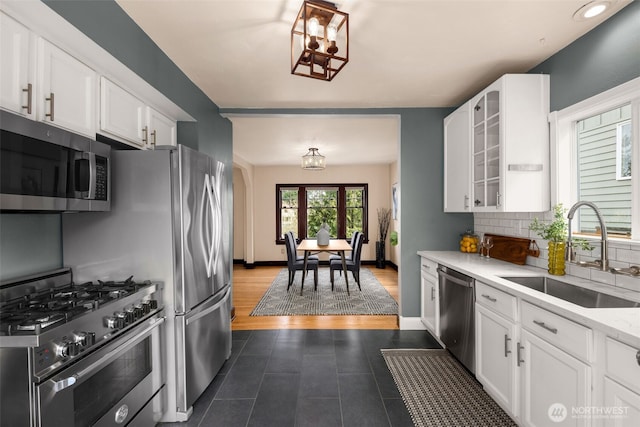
[0,110,110,212]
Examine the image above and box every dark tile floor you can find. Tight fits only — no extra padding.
[159,329,441,427]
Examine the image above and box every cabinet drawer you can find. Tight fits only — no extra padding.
[420,258,438,279]
[521,301,592,362]
[475,281,517,321]
[606,337,640,395]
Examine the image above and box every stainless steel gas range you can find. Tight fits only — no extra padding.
[0,268,165,427]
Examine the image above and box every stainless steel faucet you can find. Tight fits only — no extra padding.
[566,201,609,271]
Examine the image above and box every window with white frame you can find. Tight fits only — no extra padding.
[550,77,640,242]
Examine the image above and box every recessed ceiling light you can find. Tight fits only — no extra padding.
[573,1,611,21]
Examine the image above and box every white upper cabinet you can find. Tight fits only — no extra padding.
[100,77,177,149]
[37,38,96,137]
[443,102,471,212]
[1,4,192,149]
[100,77,145,147]
[0,12,36,119]
[470,74,550,212]
[146,106,177,147]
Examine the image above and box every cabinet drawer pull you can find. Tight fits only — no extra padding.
[636,350,640,366]
[22,83,32,114]
[482,294,497,302]
[533,320,558,334]
[45,93,55,121]
[517,342,524,366]
[504,335,511,357]
[431,287,435,301]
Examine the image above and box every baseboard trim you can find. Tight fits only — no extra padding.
[237,260,398,270]
[399,316,427,330]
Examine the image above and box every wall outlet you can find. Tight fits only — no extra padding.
[281,248,285,254]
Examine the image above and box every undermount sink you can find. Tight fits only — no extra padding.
[499,276,640,309]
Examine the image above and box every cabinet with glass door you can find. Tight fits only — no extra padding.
[473,89,500,209]
[470,74,550,212]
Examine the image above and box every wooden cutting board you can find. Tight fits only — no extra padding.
[480,233,539,265]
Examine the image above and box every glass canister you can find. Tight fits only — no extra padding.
[459,231,479,253]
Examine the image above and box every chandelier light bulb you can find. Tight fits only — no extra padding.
[327,25,337,42]
[308,17,320,36]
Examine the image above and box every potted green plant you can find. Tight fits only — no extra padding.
[529,203,593,275]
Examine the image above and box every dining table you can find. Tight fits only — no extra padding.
[297,239,354,295]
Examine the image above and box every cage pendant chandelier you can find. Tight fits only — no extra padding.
[301,147,326,170]
[291,0,349,81]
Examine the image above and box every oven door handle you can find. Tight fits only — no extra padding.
[47,316,165,393]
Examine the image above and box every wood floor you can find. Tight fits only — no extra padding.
[231,264,400,330]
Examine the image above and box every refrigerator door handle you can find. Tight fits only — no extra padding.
[185,286,230,325]
[207,174,216,276]
[199,173,215,278]
[211,162,224,275]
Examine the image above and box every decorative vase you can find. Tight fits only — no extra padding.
[376,241,386,269]
[547,241,566,276]
[317,223,330,246]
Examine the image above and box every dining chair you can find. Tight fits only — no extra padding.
[286,231,319,262]
[285,231,318,291]
[329,232,364,292]
[329,230,361,264]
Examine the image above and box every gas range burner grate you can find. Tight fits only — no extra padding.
[0,275,155,336]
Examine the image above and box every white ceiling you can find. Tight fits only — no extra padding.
[116,0,631,166]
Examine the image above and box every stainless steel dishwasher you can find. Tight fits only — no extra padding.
[438,265,476,373]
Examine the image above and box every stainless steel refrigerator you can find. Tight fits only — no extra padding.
[63,144,232,422]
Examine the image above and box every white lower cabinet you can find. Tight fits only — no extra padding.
[420,257,438,337]
[476,303,518,417]
[519,328,591,427]
[600,337,640,426]
[603,378,640,426]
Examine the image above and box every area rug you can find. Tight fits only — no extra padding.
[381,349,516,427]
[249,267,398,316]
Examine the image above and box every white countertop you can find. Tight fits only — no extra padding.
[418,251,640,347]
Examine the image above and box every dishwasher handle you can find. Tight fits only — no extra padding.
[437,268,474,288]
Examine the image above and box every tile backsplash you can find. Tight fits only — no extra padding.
[474,212,640,293]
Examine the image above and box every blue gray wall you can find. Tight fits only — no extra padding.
[529,0,640,111]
